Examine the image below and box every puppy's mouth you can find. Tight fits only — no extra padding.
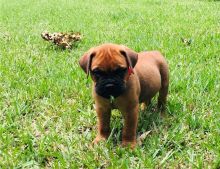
[91,67,128,99]
[95,81,126,99]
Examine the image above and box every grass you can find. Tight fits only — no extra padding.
[0,0,220,168]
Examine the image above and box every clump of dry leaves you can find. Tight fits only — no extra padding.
[181,37,192,46]
[41,31,82,49]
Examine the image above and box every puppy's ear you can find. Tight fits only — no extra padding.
[120,46,138,68]
[79,50,95,77]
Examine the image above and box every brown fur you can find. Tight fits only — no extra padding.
[79,43,169,148]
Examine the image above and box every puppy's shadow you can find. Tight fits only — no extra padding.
[138,104,162,134]
[109,103,161,145]
[109,100,183,145]
[43,42,80,51]
[138,100,183,135]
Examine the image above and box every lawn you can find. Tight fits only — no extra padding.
[0,0,220,168]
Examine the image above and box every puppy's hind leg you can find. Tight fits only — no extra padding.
[158,64,169,112]
[158,85,168,111]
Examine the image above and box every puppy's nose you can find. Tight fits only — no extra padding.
[105,83,114,89]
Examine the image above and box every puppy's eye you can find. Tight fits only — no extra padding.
[114,67,127,76]
[92,69,101,73]
[91,69,105,77]
[92,69,101,74]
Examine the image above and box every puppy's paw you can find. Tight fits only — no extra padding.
[122,140,136,149]
[92,135,107,144]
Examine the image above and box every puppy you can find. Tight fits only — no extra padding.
[79,43,169,148]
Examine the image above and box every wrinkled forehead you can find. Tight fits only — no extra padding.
[91,47,127,71]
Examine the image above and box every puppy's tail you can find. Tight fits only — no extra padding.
[158,57,169,111]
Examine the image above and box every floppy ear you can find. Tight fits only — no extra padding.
[120,46,138,69]
[79,50,95,77]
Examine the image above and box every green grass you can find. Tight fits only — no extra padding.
[0,0,220,168]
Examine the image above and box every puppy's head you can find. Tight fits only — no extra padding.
[79,43,138,99]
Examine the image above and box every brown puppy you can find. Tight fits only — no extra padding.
[79,43,169,148]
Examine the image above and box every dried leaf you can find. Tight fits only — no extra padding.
[137,130,151,145]
[181,37,192,45]
[41,31,82,49]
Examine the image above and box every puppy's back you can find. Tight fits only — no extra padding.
[135,51,169,102]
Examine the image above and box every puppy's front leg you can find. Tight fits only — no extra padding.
[93,106,111,144]
[122,104,139,148]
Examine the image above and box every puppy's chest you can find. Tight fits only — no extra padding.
[110,99,119,110]
[110,97,131,113]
